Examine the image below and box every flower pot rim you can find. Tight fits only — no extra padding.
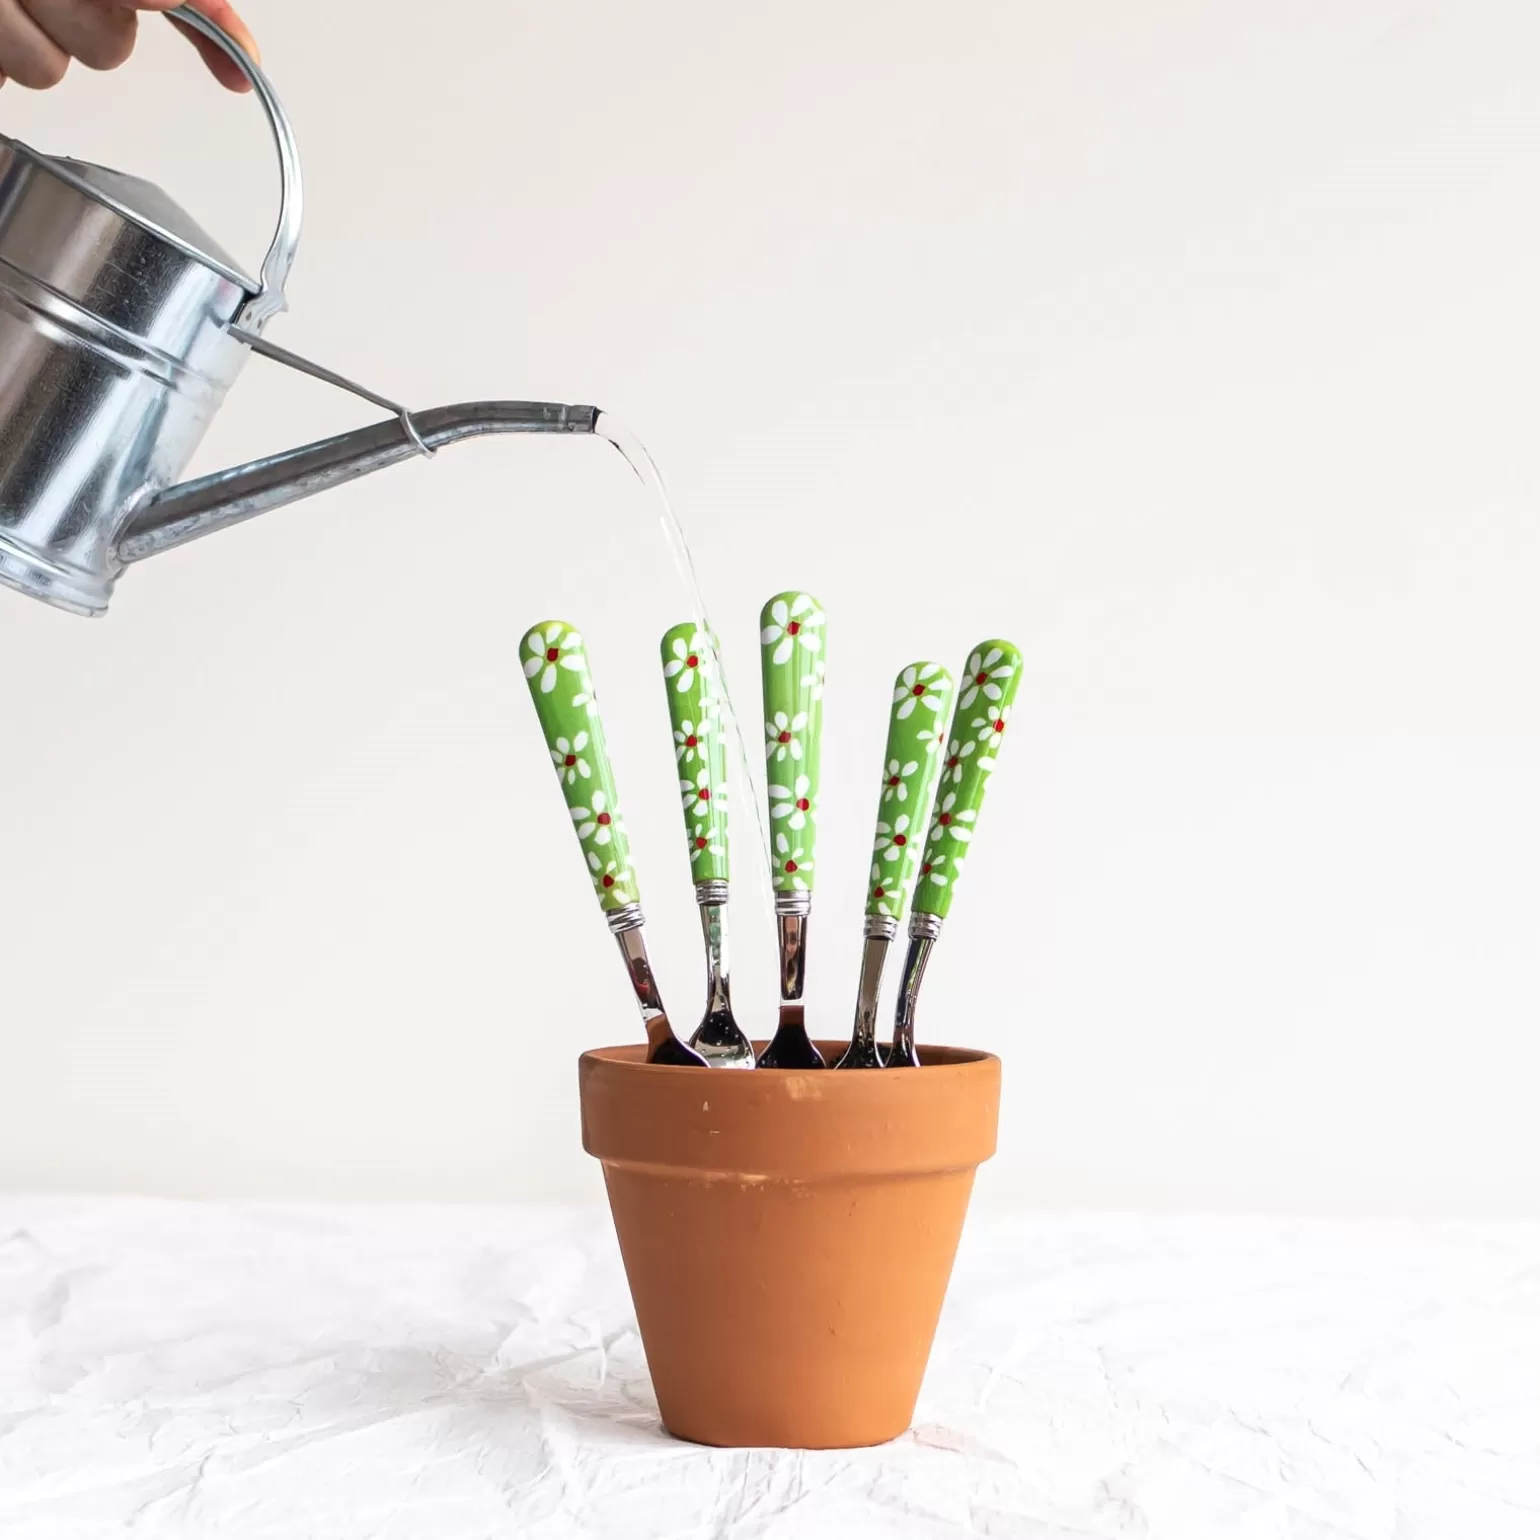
[580,1041,1001,1179]
[580,1041,998,1073]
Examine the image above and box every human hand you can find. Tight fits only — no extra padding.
[0,1,257,92]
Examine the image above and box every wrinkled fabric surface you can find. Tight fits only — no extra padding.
[0,1200,1536,1538]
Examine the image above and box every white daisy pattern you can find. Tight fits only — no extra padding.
[769,775,816,831]
[915,721,945,757]
[869,863,908,919]
[959,645,1018,710]
[973,704,1012,744]
[973,706,1011,770]
[679,766,717,821]
[774,831,813,889]
[586,851,634,904]
[873,813,916,863]
[673,717,710,766]
[760,593,825,666]
[929,790,978,844]
[892,662,947,720]
[943,735,976,785]
[800,656,827,703]
[918,849,951,890]
[663,630,713,694]
[550,732,590,786]
[881,757,920,803]
[522,622,588,696]
[570,790,618,846]
[764,710,808,763]
[690,832,726,866]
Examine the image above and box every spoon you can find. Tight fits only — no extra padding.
[888,638,1023,1068]
[522,619,707,1067]
[834,661,953,1069]
[755,591,828,1069]
[660,621,754,1068]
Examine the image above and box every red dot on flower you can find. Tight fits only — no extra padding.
[685,735,697,748]
[686,654,699,669]
[778,731,791,744]
[596,812,611,826]
[601,874,615,888]
[563,754,576,767]
[698,788,710,801]
[695,837,708,850]
[796,798,810,811]
[786,621,801,636]
[873,886,886,899]
[939,812,952,825]
[894,833,907,846]
[948,756,959,768]
[785,860,798,873]
[887,775,899,787]
[922,863,933,875]
[993,718,1005,733]
[912,683,926,697]
[976,671,989,685]
[546,647,560,664]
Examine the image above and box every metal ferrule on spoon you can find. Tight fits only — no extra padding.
[888,639,1024,1068]
[522,618,706,1068]
[841,913,899,1070]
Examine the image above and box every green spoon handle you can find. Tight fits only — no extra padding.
[660,621,730,885]
[912,639,1023,920]
[521,619,638,913]
[760,590,826,895]
[867,660,953,922]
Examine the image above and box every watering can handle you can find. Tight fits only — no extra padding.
[169,4,303,330]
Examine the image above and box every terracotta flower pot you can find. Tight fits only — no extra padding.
[579,1042,1001,1449]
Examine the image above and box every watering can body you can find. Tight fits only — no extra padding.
[0,138,255,615]
[0,8,593,618]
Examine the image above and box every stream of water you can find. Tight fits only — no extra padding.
[592,412,774,882]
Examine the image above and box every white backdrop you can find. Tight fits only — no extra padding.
[2,0,1537,1214]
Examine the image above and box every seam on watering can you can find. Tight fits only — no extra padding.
[0,255,231,401]
[0,528,83,585]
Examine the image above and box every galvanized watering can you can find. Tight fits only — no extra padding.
[0,6,595,616]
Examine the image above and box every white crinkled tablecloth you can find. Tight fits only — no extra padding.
[0,1200,1536,1538]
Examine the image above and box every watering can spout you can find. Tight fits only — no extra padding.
[116,401,600,566]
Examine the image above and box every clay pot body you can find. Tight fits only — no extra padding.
[579,1042,1000,1449]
